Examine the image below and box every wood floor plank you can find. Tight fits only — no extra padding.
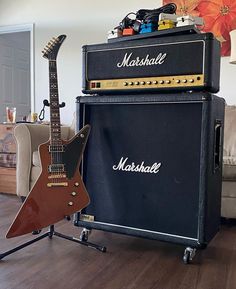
[1,193,236,289]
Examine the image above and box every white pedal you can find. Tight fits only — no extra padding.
[107,29,122,39]
[176,15,204,27]
[159,13,178,23]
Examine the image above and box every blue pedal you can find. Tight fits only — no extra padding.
[140,23,157,34]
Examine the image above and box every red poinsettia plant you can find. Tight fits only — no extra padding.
[163,0,236,56]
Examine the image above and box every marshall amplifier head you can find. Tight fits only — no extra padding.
[82,33,220,94]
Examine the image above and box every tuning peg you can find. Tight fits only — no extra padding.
[52,37,59,42]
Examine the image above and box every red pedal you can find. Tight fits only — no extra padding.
[122,28,135,36]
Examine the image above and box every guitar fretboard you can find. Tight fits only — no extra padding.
[49,60,61,145]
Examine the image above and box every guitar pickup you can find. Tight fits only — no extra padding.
[48,145,65,152]
[48,164,65,173]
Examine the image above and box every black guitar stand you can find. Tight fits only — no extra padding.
[0,98,106,260]
[0,224,106,260]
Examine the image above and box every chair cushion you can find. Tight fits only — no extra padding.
[223,163,236,180]
[222,181,236,198]
[32,151,40,167]
[30,166,41,190]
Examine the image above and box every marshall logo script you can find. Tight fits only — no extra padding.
[117,52,167,68]
[112,157,162,174]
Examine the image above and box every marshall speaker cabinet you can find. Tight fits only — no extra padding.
[75,93,225,262]
[82,32,220,95]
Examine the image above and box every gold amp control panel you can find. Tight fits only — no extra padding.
[88,74,204,91]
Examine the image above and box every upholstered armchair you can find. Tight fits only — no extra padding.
[222,105,236,219]
[14,121,75,200]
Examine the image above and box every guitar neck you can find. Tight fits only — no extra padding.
[49,60,61,144]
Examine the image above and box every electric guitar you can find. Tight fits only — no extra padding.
[6,35,90,238]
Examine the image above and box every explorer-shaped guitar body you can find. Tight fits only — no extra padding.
[6,35,91,239]
[6,125,91,238]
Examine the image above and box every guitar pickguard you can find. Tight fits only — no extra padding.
[63,125,91,179]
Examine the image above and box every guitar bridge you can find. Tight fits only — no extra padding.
[48,174,66,179]
[47,182,68,187]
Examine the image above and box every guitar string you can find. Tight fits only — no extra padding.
[50,60,65,184]
[50,60,57,184]
[54,60,62,184]
[49,61,53,184]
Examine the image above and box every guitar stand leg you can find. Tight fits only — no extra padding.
[53,230,106,252]
[49,225,106,252]
[0,232,50,260]
[0,225,106,260]
[48,225,54,239]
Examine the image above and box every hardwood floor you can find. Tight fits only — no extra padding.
[0,193,236,289]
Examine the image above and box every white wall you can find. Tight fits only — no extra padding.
[0,0,235,124]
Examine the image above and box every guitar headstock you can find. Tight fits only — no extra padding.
[42,35,66,60]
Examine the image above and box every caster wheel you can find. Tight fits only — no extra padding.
[101,246,107,253]
[79,228,91,242]
[183,247,196,264]
[183,251,190,264]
